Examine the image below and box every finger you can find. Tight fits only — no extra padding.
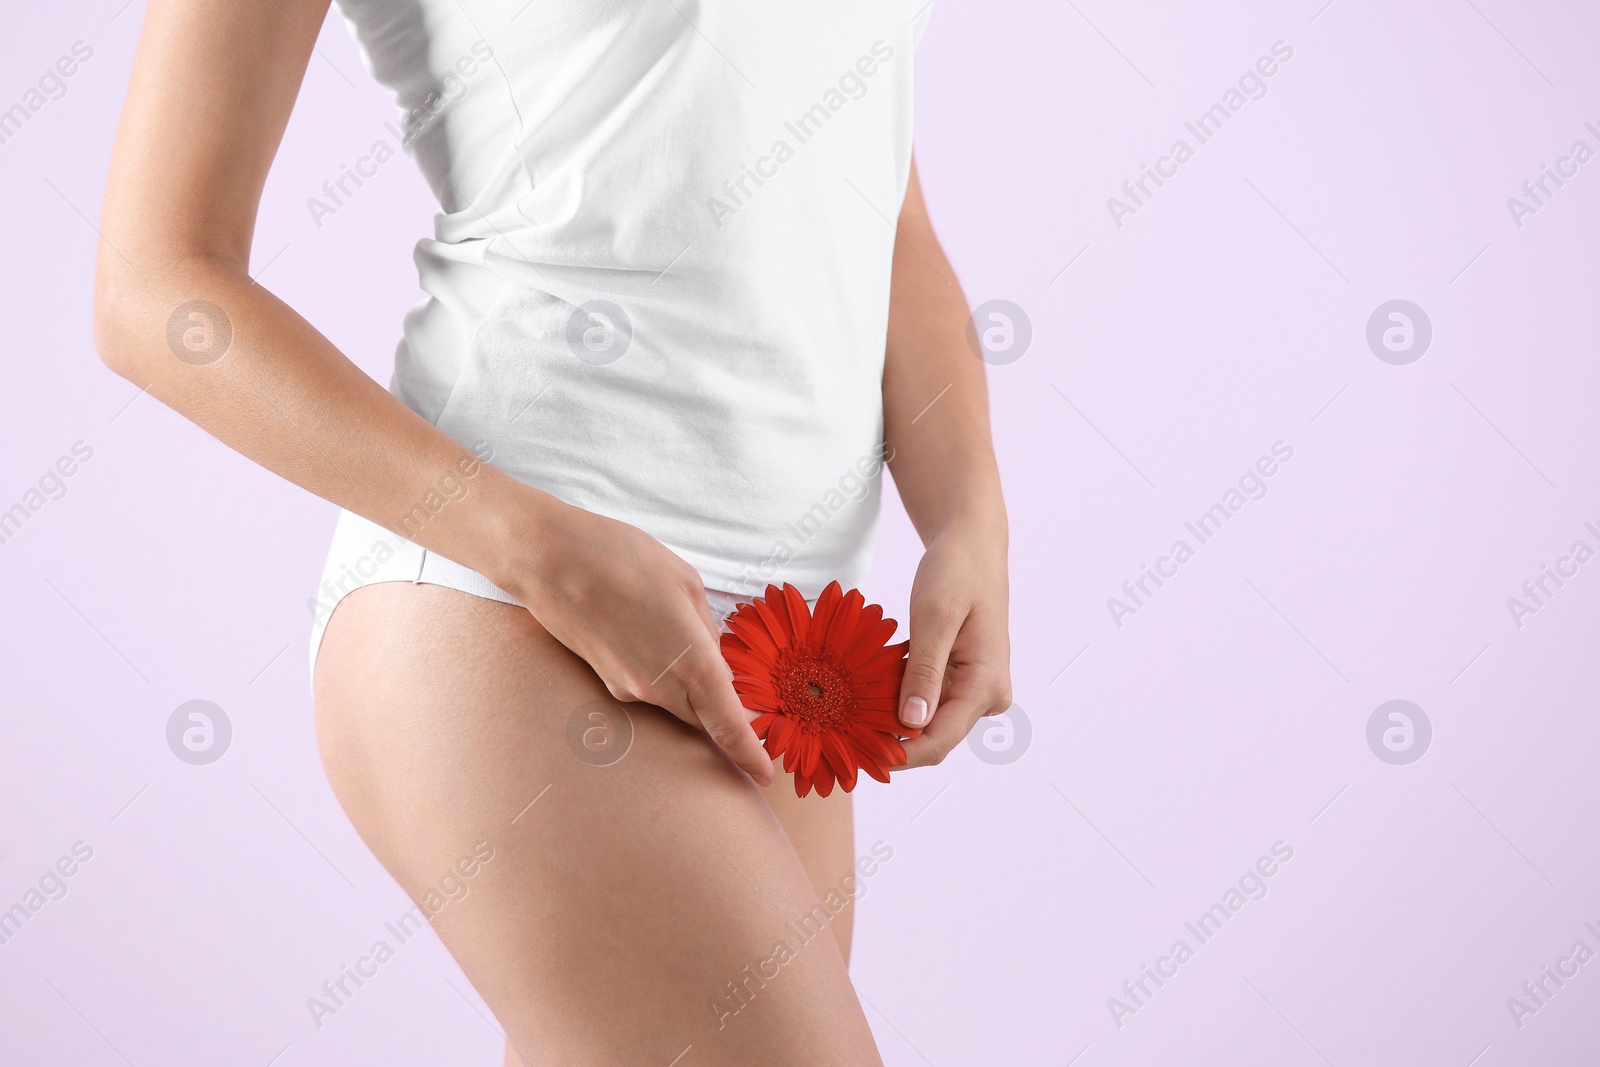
[897,601,964,730]
[681,648,777,785]
[896,694,990,770]
[690,582,721,643]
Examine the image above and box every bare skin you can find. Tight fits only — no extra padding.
[95,0,1009,1062]
[316,583,873,1065]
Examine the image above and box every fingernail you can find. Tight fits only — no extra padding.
[902,695,930,727]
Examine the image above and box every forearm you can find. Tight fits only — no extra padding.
[94,252,554,590]
[93,0,561,594]
[882,164,1006,547]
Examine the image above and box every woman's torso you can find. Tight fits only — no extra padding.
[331,0,931,595]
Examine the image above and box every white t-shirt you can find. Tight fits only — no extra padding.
[330,0,933,597]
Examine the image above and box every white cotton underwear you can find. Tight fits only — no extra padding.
[308,508,763,674]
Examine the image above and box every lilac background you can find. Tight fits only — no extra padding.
[4,1,1599,1064]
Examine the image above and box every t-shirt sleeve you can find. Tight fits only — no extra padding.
[911,1,934,50]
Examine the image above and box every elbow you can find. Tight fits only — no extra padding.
[94,249,241,380]
[92,262,146,382]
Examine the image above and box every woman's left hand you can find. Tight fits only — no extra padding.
[894,517,1013,769]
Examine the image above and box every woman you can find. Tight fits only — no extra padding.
[95,0,1011,1062]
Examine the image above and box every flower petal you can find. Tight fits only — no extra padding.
[822,732,858,792]
[854,745,893,783]
[752,591,795,650]
[845,618,900,668]
[850,729,906,764]
[722,645,773,678]
[767,713,798,753]
[779,583,812,648]
[857,638,910,670]
[830,587,866,647]
[835,600,881,651]
[724,611,779,661]
[855,733,908,772]
[799,734,820,778]
[809,581,843,652]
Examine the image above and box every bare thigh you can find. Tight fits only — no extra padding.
[501,740,857,1067]
[760,776,857,961]
[313,582,882,1067]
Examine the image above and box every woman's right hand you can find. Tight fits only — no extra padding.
[87,0,773,788]
[500,496,777,786]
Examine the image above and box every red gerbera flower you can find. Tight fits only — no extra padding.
[720,581,917,798]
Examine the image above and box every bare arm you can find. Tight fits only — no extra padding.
[95,0,526,577]
[882,158,1014,766]
[94,0,775,785]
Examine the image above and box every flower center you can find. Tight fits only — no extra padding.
[774,650,856,732]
